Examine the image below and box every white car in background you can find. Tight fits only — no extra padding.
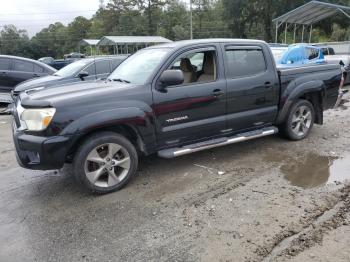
[269,44,288,62]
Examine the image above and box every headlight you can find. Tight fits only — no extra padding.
[20,108,56,131]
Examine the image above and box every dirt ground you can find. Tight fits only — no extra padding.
[1,95,350,262]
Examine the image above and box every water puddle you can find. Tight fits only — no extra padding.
[264,153,350,188]
[282,153,350,188]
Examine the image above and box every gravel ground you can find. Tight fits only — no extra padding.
[0,95,350,262]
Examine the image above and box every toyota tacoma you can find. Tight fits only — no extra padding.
[11,39,341,194]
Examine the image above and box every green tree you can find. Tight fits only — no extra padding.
[0,25,30,56]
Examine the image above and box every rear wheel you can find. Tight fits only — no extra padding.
[282,99,315,140]
[73,132,138,194]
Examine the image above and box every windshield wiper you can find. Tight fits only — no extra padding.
[111,78,130,83]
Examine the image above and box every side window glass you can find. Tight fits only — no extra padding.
[170,50,216,84]
[34,64,44,73]
[225,48,266,78]
[306,48,319,60]
[0,58,11,70]
[83,64,96,76]
[14,60,34,72]
[111,59,123,71]
[329,48,335,55]
[96,60,111,75]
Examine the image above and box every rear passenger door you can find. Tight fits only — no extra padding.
[0,57,12,92]
[223,45,279,132]
[9,59,41,87]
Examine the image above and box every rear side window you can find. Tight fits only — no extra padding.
[225,48,266,78]
[34,64,44,73]
[95,60,111,75]
[306,48,319,60]
[14,60,34,72]
[0,58,11,70]
[329,48,335,55]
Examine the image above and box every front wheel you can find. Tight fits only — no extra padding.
[282,99,315,141]
[73,132,138,194]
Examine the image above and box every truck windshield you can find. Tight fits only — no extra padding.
[108,48,169,84]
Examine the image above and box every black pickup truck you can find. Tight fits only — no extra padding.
[12,39,341,194]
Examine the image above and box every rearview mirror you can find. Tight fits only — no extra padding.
[159,70,184,88]
[78,71,89,79]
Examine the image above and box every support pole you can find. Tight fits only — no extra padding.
[309,24,313,43]
[275,22,278,43]
[116,44,118,55]
[284,23,288,44]
[293,24,297,43]
[190,0,193,39]
[301,25,305,43]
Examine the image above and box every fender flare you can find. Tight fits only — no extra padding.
[276,80,325,124]
[61,107,157,152]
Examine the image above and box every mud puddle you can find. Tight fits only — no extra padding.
[265,153,350,188]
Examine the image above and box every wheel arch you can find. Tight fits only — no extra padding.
[61,107,157,163]
[277,80,325,125]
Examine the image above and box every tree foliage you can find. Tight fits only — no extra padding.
[1,0,350,59]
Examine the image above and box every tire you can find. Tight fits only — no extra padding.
[73,132,138,194]
[282,99,315,141]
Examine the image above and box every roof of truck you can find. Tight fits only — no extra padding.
[147,38,267,49]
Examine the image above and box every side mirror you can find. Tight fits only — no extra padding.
[78,71,89,79]
[159,70,184,88]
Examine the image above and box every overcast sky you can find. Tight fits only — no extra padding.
[0,0,100,37]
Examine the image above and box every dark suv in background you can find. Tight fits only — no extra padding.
[0,55,56,93]
[13,56,128,96]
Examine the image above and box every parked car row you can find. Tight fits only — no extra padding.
[0,55,127,106]
[13,55,127,96]
[0,55,56,94]
[38,57,74,70]
[38,53,86,70]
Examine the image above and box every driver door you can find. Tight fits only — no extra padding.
[152,46,227,148]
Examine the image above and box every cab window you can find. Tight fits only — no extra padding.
[170,50,216,84]
[225,48,266,78]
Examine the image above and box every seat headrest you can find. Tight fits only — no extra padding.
[203,53,215,74]
[180,58,193,72]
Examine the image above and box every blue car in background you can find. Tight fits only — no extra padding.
[277,44,325,66]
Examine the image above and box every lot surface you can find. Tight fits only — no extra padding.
[1,96,350,262]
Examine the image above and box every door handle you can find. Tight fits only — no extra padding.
[264,82,272,88]
[33,74,40,77]
[213,89,224,97]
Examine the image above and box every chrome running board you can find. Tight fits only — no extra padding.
[158,126,278,158]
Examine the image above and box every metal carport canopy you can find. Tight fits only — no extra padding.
[97,36,172,46]
[79,39,100,46]
[273,1,350,43]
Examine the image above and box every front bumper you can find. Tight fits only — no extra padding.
[12,121,74,170]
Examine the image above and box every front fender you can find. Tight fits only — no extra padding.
[276,80,324,124]
[61,107,157,148]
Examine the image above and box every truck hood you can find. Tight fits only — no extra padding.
[20,80,131,108]
[14,75,64,92]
